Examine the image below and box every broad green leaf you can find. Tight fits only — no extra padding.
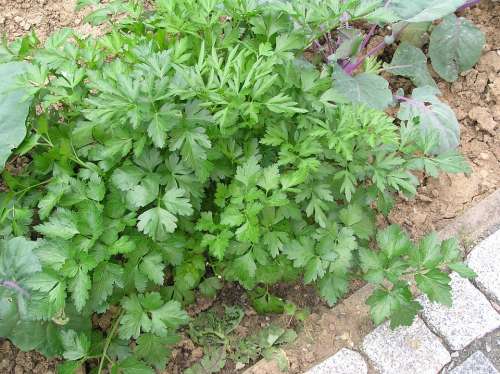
[415,269,452,305]
[90,262,123,306]
[258,164,280,192]
[163,188,193,216]
[139,253,165,285]
[282,238,315,268]
[225,252,257,289]
[135,333,177,370]
[235,156,262,187]
[303,257,325,284]
[400,22,431,48]
[69,269,91,312]
[398,86,460,154]
[199,277,223,298]
[220,206,245,227]
[35,209,80,240]
[137,207,177,241]
[429,14,485,82]
[366,288,395,325]
[317,272,348,306]
[120,295,151,339]
[330,66,393,110]
[412,232,443,269]
[60,330,90,360]
[118,357,155,374]
[126,177,159,209]
[359,248,383,272]
[0,237,41,285]
[150,300,189,336]
[388,43,436,87]
[111,165,145,191]
[376,225,412,260]
[0,62,32,171]
[388,0,464,22]
[449,263,476,279]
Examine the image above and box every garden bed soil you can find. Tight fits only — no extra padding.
[0,0,499,373]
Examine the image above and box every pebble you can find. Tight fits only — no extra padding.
[451,352,460,358]
[479,152,490,160]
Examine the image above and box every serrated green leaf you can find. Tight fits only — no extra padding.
[303,257,325,284]
[199,277,223,298]
[118,357,155,374]
[135,333,176,370]
[449,262,476,279]
[150,300,189,337]
[282,237,315,268]
[139,253,165,285]
[258,164,280,192]
[60,330,90,360]
[137,207,177,241]
[317,272,348,306]
[416,269,452,305]
[35,209,80,240]
[111,165,145,191]
[377,225,412,260]
[163,188,193,216]
[119,295,150,339]
[91,262,123,306]
[69,269,91,312]
[235,156,262,187]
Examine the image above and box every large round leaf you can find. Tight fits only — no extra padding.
[429,14,485,82]
[0,62,32,171]
[388,0,463,22]
[398,86,460,154]
[327,66,393,110]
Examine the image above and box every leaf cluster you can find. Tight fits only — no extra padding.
[0,0,482,372]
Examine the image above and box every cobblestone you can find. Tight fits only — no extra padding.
[362,318,450,374]
[449,351,499,374]
[420,273,500,350]
[305,348,368,374]
[468,229,500,304]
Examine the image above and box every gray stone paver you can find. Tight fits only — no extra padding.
[467,229,500,304]
[305,348,367,374]
[420,273,500,350]
[449,351,499,374]
[362,317,450,374]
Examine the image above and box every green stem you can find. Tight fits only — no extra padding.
[14,178,52,197]
[97,311,123,374]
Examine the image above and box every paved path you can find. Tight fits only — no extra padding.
[305,229,500,374]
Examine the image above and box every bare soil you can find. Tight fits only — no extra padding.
[0,0,499,373]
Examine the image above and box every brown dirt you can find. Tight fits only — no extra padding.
[0,0,101,42]
[388,1,500,239]
[0,340,57,374]
[0,0,499,373]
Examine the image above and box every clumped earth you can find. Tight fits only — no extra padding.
[0,0,499,373]
[389,2,500,238]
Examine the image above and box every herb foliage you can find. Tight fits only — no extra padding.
[0,0,483,372]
